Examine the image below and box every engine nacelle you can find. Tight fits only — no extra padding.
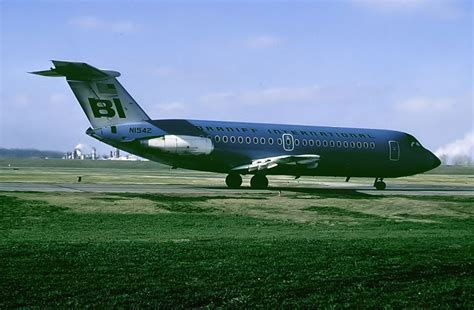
[141,135,214,155]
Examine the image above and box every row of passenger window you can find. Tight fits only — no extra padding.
[213,135,376,149]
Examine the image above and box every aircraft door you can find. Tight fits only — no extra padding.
[389,141,400,161]
[282,133,294,151]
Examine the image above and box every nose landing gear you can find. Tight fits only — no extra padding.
[374,178,386,190]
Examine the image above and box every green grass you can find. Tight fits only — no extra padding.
[1,191,473,308]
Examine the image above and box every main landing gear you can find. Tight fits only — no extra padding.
[225,174,269,189]
[250,174,269,189]
[374,178,386,190]
[225,173,242,189]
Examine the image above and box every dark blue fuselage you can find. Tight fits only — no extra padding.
[90,119,441,178]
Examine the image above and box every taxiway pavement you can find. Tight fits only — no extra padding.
[1,182,472,196]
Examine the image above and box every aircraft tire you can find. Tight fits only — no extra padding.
[374,181,386,190]
[226,173,242,189]
[250,175,269,189]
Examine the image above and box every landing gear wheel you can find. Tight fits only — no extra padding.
[374,181,386,190]
[250,175,269,189]
[374,178,386,190]
[225,174,242,189]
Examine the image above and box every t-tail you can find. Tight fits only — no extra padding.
[30,60,150,128]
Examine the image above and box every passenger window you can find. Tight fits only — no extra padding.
[357,141,362,148]
[336,141,342,148]
[370,142,375,149]
[253,137,259,144]
[230,136,236,143]
[260,137,266,144]
[277,138,282,145]
[350,141,356,148]
[222,136,228,143]
[268,138,274,145]
[302,139,307,146]
[322,140,328,147]
[295,139,300,146]
[343,141,348,148]
[363,142,369,149]
[316,140,321,147]
[215,136,220,143]
[309,140,314,146]
[329,140,335,147]
[238,136,243,144]
[246,137,251,144]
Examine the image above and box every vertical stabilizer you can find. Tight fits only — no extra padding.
[31,60,150,128]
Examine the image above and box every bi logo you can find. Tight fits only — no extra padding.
[88,98,126,118]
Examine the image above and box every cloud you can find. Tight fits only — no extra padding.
[394,96,455,113]
[13,94,31,106]
[352,0,464,20]
[158,102,185,112]
[69,16,139,34]
[435,130,474,165]
[353,0,429,11]
[245,35,282,48]
[199,91,236,104]
[74,143,94,152]
[200,85,321,107]
[148,101,186,118]
[49,93,69,105]
[147,65,177,78]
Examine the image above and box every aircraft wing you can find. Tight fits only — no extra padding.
[232,154,320,173]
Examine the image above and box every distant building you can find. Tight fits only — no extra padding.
[64,145,147,161]
[65,144,98,160]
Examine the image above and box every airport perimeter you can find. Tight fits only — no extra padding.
[0,159,473,308]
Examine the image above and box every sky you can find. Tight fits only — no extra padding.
[1,0,473,161]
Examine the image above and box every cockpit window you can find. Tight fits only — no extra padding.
[405,134,423,149]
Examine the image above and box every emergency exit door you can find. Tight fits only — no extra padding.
[282,134,294,151]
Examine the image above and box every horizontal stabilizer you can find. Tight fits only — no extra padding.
[29,69,64,77]
[30,60,120,81]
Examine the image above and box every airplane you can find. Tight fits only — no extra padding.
[31,60,441,190]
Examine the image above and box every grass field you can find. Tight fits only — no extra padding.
[0,159,473,308]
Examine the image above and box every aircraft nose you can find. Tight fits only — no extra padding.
[427,151,441,170]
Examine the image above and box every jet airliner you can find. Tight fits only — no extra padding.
[32,61,441,190]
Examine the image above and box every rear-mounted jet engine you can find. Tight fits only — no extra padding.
[141,135,214,155]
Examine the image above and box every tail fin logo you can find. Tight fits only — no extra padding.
[88,98,126,118]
